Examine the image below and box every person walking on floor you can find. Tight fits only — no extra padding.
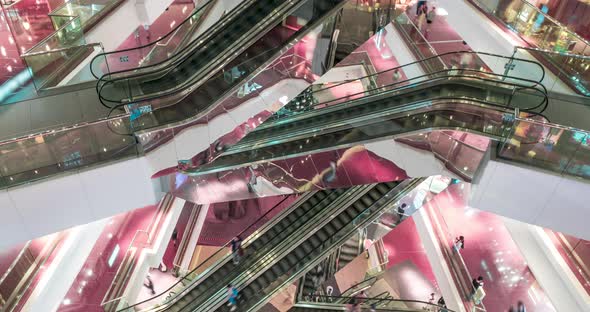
[171,228,178,247]
[517,301,526,312]
[231,236,243,265]
[416,0,427,15]
[425,6,437,37]
[144,274,156,295]
[397,203,407,221]
[416,4,428,33]
[470,276,484,301]
[454,235,465,252]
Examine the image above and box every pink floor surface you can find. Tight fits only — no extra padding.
[381,218,441,304]
[425,183,557,312]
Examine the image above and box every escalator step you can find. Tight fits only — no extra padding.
[287,255,298,266]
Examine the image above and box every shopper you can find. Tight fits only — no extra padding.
[472,276,484,290]
[231,236,243,265]
[425,6,437,36]
[417,4,428,33]
[227,284,239,311]
[171,228,178,247]
[437,296,447,312]
[322,161,337,184]
[392,69,402,82]
[454,235,465,252]
[517,301,526,312]
[397,203,407,221]
[416,0,427,16]
[426,6,437,24]
[470,276,484,299]
[144,274,156,295]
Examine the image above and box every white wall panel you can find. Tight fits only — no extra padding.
[0,191,28,249]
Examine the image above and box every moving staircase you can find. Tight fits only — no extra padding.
[95,0,347,123]
[183,51,550,176]
[291,295,453,311]
[128,179,422,311]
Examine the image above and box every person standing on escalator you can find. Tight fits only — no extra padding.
[231,236,243,265]
[227,284,239,311]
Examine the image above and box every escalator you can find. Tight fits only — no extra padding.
[95,0,347,121]
[299,230,364,300]
[127,179,420,311]
[182,52,552,176]
[213,179,421,311]
[291,295,453,311]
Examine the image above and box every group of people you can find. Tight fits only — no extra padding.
[415,0,437,34]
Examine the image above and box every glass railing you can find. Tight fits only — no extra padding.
[0,115,138,189]
[21,16,103,90]
[513,47,590,96]
[100,195,174,312]
[298,294,454,311]
[468,0,590,96]
[262,52,547,126]
[89,0,218,78]
[48,0,125,30]
[498,114,590,180]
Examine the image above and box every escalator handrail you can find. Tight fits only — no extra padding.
[240,68,549,143]
[100,0,260,80]
[303,295,454,311]
[313,71,549,112]
[89,0,216,78]
[192,184,377,311]
[189,98,527,176]
[307,69,548,112]
[116,194,293,311]
[95,43,284,106]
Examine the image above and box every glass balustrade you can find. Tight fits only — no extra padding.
[468,0,590,96]
[90,0,217,78]
[21,16,103,90]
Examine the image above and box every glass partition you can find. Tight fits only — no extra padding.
[0,116,138,189]
[90,0,216,77]
[468,0,590,96]
[22,16,88,89]
[49,0,121,29]
[498,115,590,179]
